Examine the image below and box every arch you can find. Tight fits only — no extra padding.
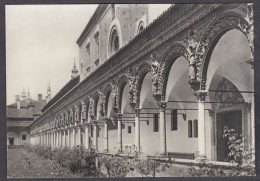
[102,83,113,117]
[117,74,128,112]
[136,62,151,108]
[205,29,251,101]
[107,18,123,57]
[7,131,18,145]
[197,12,250,90]
[92,91,100,119]
[137,21,145,34]
[160,43,189,100]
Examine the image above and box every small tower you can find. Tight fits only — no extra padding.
[46,80,52,102]
[71,58,79,79]
[27,87,30,99]
[21,87,27,100]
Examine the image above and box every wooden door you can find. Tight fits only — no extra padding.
[216,110,242,161]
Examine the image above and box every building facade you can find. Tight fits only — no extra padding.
[29,4,254,162]
[7,89,48,146]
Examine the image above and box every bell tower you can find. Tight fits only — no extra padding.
[71,58,79,79]
[46,80,52,102]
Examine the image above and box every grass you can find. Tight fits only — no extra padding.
[7,147,79,178]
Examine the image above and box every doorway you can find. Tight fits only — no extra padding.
[9,138,14,145]
[216,110,242,161]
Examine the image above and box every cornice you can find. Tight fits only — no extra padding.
[76,4,109,46]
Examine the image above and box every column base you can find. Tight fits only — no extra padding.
[196,154,207,161]
[103,149,109,153]
[159,153,168,158]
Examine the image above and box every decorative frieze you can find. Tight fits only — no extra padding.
[69,108,74,124]
[74,105,80,122]
[151,53,165,100]
[81,100,87,121]
[89,98,95,120]
[239,3,254,68]
[98,90,105,116]
[127,69,138,108]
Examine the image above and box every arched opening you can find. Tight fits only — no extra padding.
[7,131,18,145]
[139,72,159,155]
[109,26,120,55]
[206,29,253,161]
[137,21,144,34]
[164,56,204,156]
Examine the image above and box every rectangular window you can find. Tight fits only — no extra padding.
[22,135,26,140]
[86,42,90,60]
[171,109,178,131]
[193,120,198,138]
[153,113,159,132]
[128,126,131,133]
[188,120,193,138]
[94,31,99,54]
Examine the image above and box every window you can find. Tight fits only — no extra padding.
[153,113,159,132]
[128,126,131,133]
[137,21,144,34]
[22,135,26,140]
[94,31,99,54]
[171,109,177,131]
[95,59,99,66]
[193,119,198,138]
[188,120,192,138]
[90,125,93,137]
[109,27,119,55]
[86,42,90,59]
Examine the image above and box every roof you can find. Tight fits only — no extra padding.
[7,98,47,120]
[76,4,109,46]
[41,75,80,112]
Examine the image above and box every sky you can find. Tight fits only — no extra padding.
[6,4,172,105]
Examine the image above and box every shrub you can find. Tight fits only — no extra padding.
[189,128,255,176]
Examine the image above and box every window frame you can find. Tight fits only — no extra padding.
[188,120,193,138]
[171,109,178,131]
[153,113,159,132]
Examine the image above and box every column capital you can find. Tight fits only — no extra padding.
[117,113,123,120]
[194,90,208,102]
[158,101,167,111]
[92,120,98,125]
[134,108,141,116]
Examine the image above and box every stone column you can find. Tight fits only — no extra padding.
[76,126,81,147]
[54,132,56,147]
[135,109,141,152]
[47,133,49,146]
[63,130,66,147]
[58,130,61,147]
[71,128,75,149]
[84,124,89,149]
[93,121,98,150]
[104,118,108,152]
[117,113,122,152]
[195,91,207,158]
[158,101,167,156]
[67,129,70,148]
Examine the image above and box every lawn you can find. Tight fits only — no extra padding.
[7,147,79,178]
